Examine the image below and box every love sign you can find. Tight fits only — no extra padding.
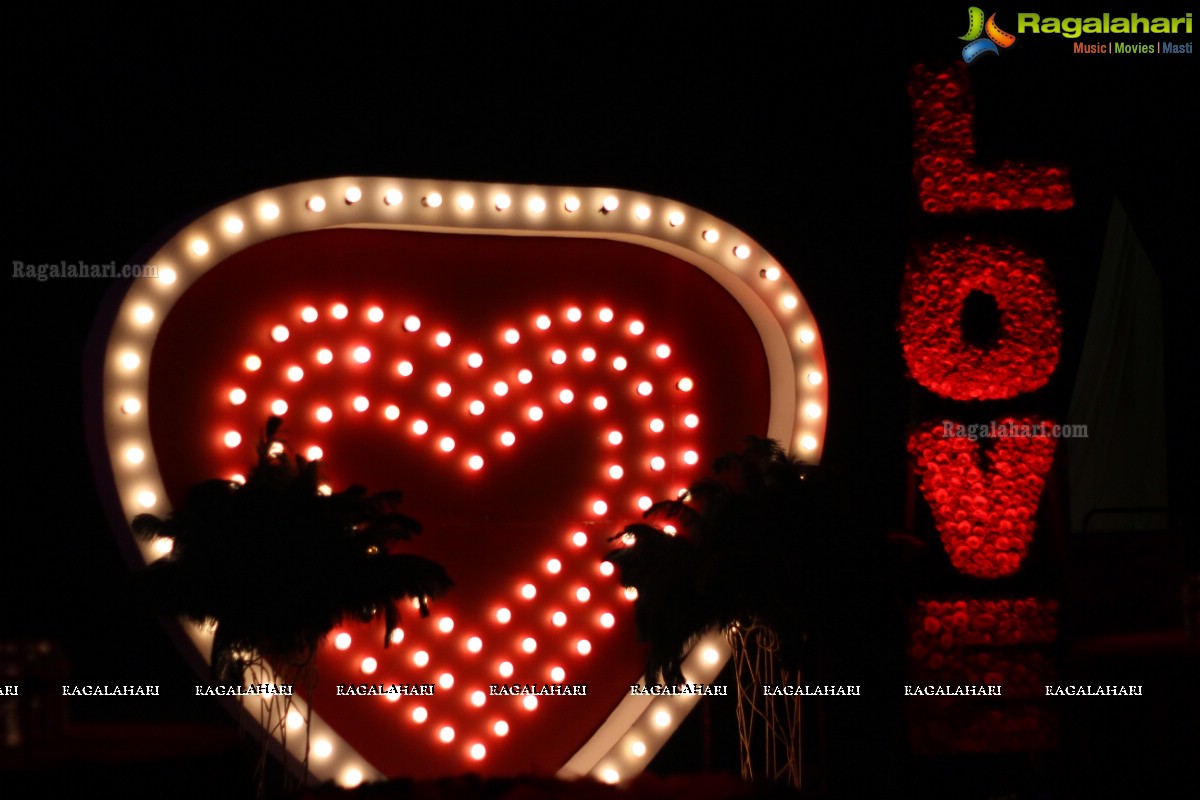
[87,179,826,785]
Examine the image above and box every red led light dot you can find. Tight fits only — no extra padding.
[229,388,247,405]
[517,369,533,385]
[572,531,588,547]
[628,320,645,336]
[306,446,324,461]
[244,355,262,372]
[301,306,318,323]
[439,726,455,743]
[546,558,562,574]
[522,637,537,654]
[467,636,483,653]
[599,561,615,577]
[334,633,351,650]
[650,456,665,471]
[581,347,597,363]
[566,307,583,323]
[649,418,665,433]
[353,346,371,364]
[436,382,452,398]
[398,361,414,377]
[520,583,537,600]
[637,496,653,511]
[439,437,456,453]
[467,352,483,368]
[390,628,404,645]
[331,303,349,320]
[575,587,591,603]
[551,349,567,365]
[558,389,574,404]
[500,431,516,447]
[528,406,544,422]
[600,612,615,628]
[470,692,486,708]
[592,500,608,516]
[599,307,615,322]
[413,650,430,667]
[468,454,485,470]
[593,396,609,411]
[523,695,539,711]
[384,405,400,421]
[636,381,653,396]
[412,707,428,723]
[403,315,421,332]
[271,399,288,416]
[625,587,639,601]
[535,315,551,330]
[367,307,384,323]
[683,413,700,428]
[492,381,509,397]
[353,396,370,412]
[469,400,485,415]
[438,617,455,633]
[316,483,331,496]
[316,406,333,423]
[552,611,567,627]
[223,431,242,448]
[498,661,514,678]
[577,639,593,655]
[316,348,333,365]
[439,672,454,689]
[496,608,512,624]
[663,524,677,535]
[608,465,624,480]
[551,666,566,682]
[493,720,509,736]
[612,356,628,371]
[286,366,304,382]
[386,692,402,703]
[607,431,623,445]
[655,344,671,358]
[683,450,700,465]
[435,332,452,348]
[676,377,695,392]
[271,325,289,343]
[360,657,378,675]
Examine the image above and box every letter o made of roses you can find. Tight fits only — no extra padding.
[899,238,1062,400]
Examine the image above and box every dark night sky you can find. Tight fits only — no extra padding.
[3,3,1197,792]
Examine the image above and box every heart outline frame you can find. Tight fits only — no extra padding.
[88,177,827,786]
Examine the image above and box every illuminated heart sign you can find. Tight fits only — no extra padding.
[88,179,826,786]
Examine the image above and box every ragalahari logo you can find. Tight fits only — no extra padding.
[960,7,1017,62]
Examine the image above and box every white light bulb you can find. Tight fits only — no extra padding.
[413,650,430,667]
[612,356,627,371]
[260,202,280,220]
[360,657,377,674]
[353,346,371,363]
[306,445,324,461]
[494,193,511,210]
[191,239,209,256]
[287,366,303,382]
[668,211,685,227]
[552,611,567,627]
[572,531,588,547]
[576,587,591,602]
[799,328,816,345]
[157,267,177,285]
[425,192,443,208]
[636,381,652,397]
[563,196,580,212]
[412,706,428,723]
[307,196,326,212]
[385,189,403,206]
[344,187,362,204]
[133,306,153,325]
[496,608,512,624]
[468,454,484,470]
[467,352,483,368]
[528,197,546,213]
[518,369,533,384]
[403,314,421,332]
[271,399,288,416]
[807,371,823,385]
[500,431,516,447]
[801,435,818,451]
[467,636,483,653]
[504,328,520,344]
[628,320,645,336]
[528,406,543,421]
[224,431,242,448]
[469,400,485,415]
[435,331,452,348]
[439,672,454,688]
[439,436,455,452]
[229,388,247,405]
[608,465,624,480]
[439,726,455,743]
[126,447,145,465]
[546,558,562,574]
[367,306,384,323]
[598,307,614,322]
[703,229,719,243]
[385,405,400,421]
[499,660,514,677]
[331,303,349,319]
[607,431,623,445]
[602,195,619,212]
[271,325,290,343]
[521,583,536,599]
[353,396,369,412]
[494,720,509,736]
[522,637,537,653]
[558,389,574,404]
[634,205,651,221]
[301,306,318,323]
[566,307,582,323]
[436,382,452,398]
[734,244,750,259]
[398,361,414,377]
[244,355,262,371]
[591,500,607,516]
[458,194,474,211]
[313,739,333,758]
[577,639,592,655]
[316,406,333,423]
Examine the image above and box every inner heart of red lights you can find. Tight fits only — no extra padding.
[211,301,705,765]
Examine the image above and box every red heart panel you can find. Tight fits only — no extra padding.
[91,179,827,785]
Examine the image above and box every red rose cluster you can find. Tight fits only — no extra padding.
[908,421,1058,578]
[909,64,1074,214]
[900,238,1062,401]
[909,702,1060,754]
